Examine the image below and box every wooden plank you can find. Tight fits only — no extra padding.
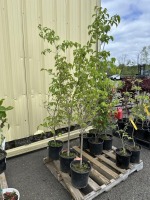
[59,172,84,200]
[88,177,101,191]
[53,161,84,200]
[90,167,109,185]
[0,173,8,189]
[102,150,116,160]
[73,146,118,179]
[44,159,62,182]
[6,127,92,158]
[97,155,126,174]
[45,159,83,199]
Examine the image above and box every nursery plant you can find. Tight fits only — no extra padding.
[0,99,13,148]
[115,123,132,169]
[72,4,120,158]
[0,98,13,174]
[69,6,120,188]
[37,39,64,160]
[38,25,82,164]
[85,6,121,152]
[37,88,64,160]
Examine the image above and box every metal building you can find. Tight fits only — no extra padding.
[0,0,99,142]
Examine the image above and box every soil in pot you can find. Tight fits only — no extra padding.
[116,148,132,169]
[59,150,76,173]
[70,160,91,189]
[88,138,103,155]
[48,140,63,160]
[99,134,113,150]
[125,144,141,163]
[0,149,7,174]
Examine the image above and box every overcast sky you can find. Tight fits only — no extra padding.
[101,0,150,65]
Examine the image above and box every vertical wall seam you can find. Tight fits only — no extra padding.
[20,0,31,136]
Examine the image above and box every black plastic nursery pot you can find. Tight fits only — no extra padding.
[88,138,103,155]
[117,118,129,130]
[48,140,63,160]
[143,129,150,141]
[0,149,7,174]
[99,134,113,150]
[79,133,95,150]
[125,145,141,163]
[126,125,134,136]
[70,160,91,189]
[135,128,150,142]
[59,150,76,173]
[116,148,132,169]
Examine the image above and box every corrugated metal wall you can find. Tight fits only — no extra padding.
[0,0,99,141]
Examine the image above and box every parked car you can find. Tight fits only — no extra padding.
[110,74,121,80]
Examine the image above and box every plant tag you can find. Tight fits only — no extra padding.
[129,117,137,130]
[74,157,82,161]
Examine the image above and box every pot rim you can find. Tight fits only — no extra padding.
[116,148,132,157]
[70,160,91,174]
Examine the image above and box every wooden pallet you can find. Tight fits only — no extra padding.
[43,146,143,200]
[0,173,8,189]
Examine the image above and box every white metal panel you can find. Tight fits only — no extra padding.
[0,0,99,141]
[0,0,30,141]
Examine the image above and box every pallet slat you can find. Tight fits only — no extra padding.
[90,167,109,185]
[102,150,116,160]
[0,173,8,189]
[97,154,126,173]
[88,178,101,191]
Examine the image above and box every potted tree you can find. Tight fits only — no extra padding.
[38,91,63,160]
[70,68,99,189]
[37,28,64,160]
[0,99,13,174]
[116,123,132,169]
[69,6,120,188]
[84,5,121,153]
[38,26,78,168]
[92,79,121,150]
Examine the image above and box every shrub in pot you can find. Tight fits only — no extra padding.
[116,125,132,169]
[0,99,13,174]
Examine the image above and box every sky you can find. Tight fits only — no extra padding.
[101,0,150,65]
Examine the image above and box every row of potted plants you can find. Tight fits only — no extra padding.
[115,78,150,168]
